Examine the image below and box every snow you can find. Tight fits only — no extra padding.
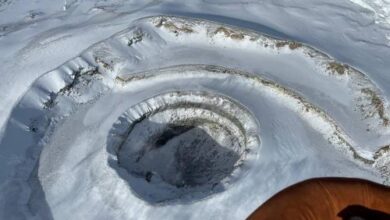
[349,0,390,25]
[0,1,389,220]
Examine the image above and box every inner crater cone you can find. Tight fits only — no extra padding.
[109,91,260,202]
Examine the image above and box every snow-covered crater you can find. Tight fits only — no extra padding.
[1,15,389,220]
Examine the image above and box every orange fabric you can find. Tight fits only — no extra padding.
[247,178,390,220]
